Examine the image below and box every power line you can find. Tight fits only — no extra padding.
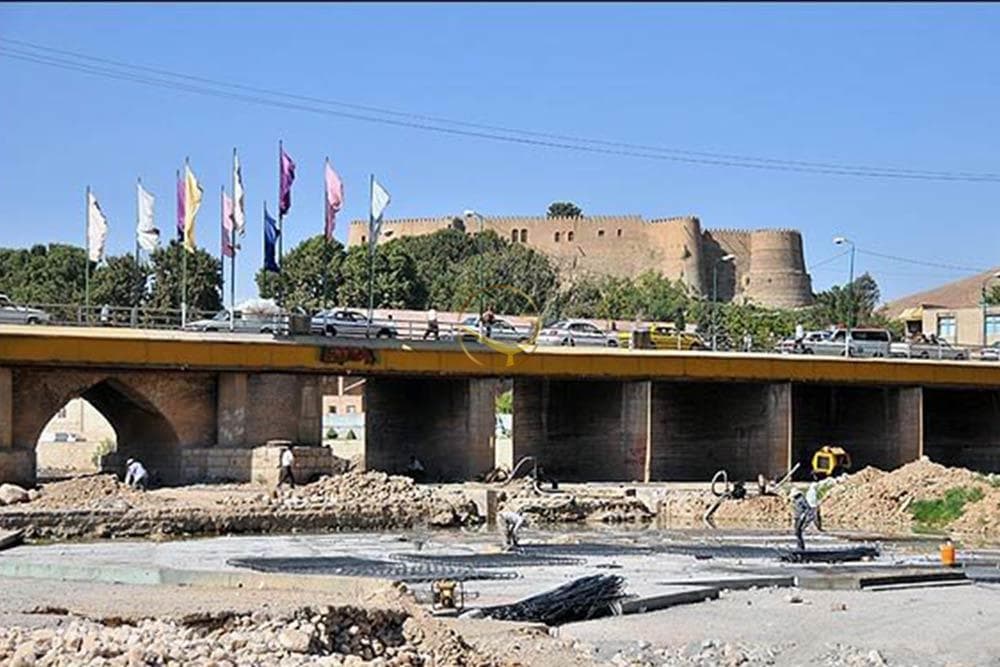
[807,248,850,271]
[855,248,989,274]
[3,38,1000,183]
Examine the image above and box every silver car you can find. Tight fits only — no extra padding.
[449,316,531,343]
[0,294,50,325]
[311,308,397,338]
[980,342,1000,362]
[890,339,969,360]
[537,319,618,347]
[183,310,285,333]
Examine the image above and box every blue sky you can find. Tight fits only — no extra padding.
[2,3,998,304]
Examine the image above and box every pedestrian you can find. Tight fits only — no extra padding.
[498,510,525,549]
[794,323,805,353]
[743,331,753,352]
[423,306,439,340]
[406,454,426,483]
[483,305,496,338]
[100,304,112,327]
[124,458,148,490]
[278,447,295,487]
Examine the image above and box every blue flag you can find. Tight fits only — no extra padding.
[263,205,280,273]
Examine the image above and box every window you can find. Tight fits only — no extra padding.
[361,235,366,244]
[598,229,605,238]
[346,405,357,414]
[567,231,575,242]
[327,405,337,414]
[937,316,957,341]
[520,229,528,242]
[554,231,561,242]
[57,407,68,419]
[511,229,519,242]
[987,315,1000,336]
[617,229,623,238]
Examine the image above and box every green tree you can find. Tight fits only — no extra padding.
[394,228,478,309]
[255,236,345,312]
[91,254,150,309]
[985,284,1000,306]
[547,201,583,218]
[450,239,559,315]
[632,271,690,321]
[0,244,87,310]
[813,273,881,327]
[147,240,223,316]
[339,242,421,309]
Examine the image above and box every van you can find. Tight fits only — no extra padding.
[803,328,891,358]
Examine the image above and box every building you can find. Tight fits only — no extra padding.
[884,268,1000,346]
[36,398,117,477]
[348,214,814,309]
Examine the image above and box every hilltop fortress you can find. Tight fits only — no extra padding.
[347,214,814,308]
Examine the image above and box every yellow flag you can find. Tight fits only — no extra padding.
[183,164,203,253]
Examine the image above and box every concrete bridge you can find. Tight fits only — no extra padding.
[1,326,998,486]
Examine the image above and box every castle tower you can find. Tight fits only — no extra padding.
[743,230,813,308]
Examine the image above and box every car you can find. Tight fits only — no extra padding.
[980,342,1000,362]
[616,323,706,350]
[890,337,969,360]
[183,309,286,334]
[311,308,397,338]
[449,316,532,343]
[0,294,51,325]
[537,319,619,347]
[775,330,831,354]
[803,328,892,358]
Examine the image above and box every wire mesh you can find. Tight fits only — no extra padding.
[227,556,518,582]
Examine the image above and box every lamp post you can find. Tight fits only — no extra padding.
[464,209,486,318]
[833,236,856,356]
[981,271,1000,346]
[711,254,735,351]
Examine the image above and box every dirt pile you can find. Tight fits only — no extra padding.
[499,480,654,524]
[0,605,503,666]
[26,474,149,511]
[658,492,789,528]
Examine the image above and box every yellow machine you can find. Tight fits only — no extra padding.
[431,579,465,612]
[811,446,852,478]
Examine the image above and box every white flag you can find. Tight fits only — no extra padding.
[136,183,160,252]
[87,191,108,262]
[232,150,246,236]
[369,177,390,252]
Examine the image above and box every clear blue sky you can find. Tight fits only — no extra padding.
[2,3,998,304]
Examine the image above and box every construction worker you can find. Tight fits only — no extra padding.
[498,510,525,549]
[124,458,148,490]
[790,479,823,550]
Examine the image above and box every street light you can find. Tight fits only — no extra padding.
[981,271,1000,346]
[834,236,856,356]
[464,210,486,317]
[711,254,735,351]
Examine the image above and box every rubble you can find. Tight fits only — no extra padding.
[499,480,655,524]
[0,483,29,506]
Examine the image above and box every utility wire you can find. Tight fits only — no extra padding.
[807,248,850,271]
[3,39,1000,183]
[855,248,990,274]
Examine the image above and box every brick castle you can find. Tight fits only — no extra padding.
[347,214,813,308]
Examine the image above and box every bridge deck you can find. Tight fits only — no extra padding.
[1,325,999,388]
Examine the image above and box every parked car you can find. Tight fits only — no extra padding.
[448,316,531,343]
[776,330,831,354]
[802,328,892,358]
[0,294,51,325]
[616,323,705,350]
[183,309,286,334]
[979,342,1000,362]
[537,319,619,347]
[311,308,397,338]
[890,337,969,360]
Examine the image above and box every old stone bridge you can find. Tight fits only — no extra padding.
[1,326,998,486]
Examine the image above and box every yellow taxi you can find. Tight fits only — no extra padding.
[616,323,707,350]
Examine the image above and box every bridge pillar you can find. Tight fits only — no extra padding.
[511,379,650,482]
[365,377,495,482]
[649,382,791,482]
[0,368,11,449]
[791,385,922,476]
[217,372,248,447]
[0,367,33,485]
[924,388,1000,472]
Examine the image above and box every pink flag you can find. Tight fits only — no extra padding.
[325,159,344,242]
[221,191,235,258]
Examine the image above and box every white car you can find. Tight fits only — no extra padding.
[890,339,969,360]
[183,310,286,334]
[980,342,1000,362]
[537,319,619,347]
[775,330,830,354]
[311,308,397,338]
[0,294,50,325]
[802,328,892,358]
[448,316,531,343]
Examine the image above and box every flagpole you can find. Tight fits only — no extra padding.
[323,157,330,316]
[220,185,226,310]
[181,158,189,327]
[84,185,91,324]
[230,148,238,332]
[367,173,375,338]
[277,140,285,308]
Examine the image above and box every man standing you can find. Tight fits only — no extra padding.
[124,458,148,490]
[498,510,525,549]
[794,323,805,353]
[406,454,426,483]
[423,306,439,340]
[278,447,295,487]
[483,306,496,339]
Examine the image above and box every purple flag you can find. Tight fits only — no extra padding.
[279,144,296,217]
[176,170,185,240]
[325,159,344,242]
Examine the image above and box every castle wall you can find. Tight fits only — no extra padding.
[744,230,813,308]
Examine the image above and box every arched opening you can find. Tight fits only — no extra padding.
[33,379,182,486]
[510,229,519,242]
[520,229,528,243]
[567,231,575,242]
[37,398,117,480]
[554,231,561,242]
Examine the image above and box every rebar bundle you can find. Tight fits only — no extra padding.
[480,574,627,625]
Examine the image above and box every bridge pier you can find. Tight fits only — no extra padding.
[649,381,791,482]
[511,378,649,482]
[791,385,922,477]
[925,388,1000,472]
[365,377,496,482]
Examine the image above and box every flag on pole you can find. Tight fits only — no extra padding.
[324,159,344,242]
[279,145,296,217]
[263,204,280,272]
[175,171,185,241]
[232,150,246,236]
[369,176,390,253]
[183,163,203,253]
[222,191,235,258]
[136,183,159,252]
[87,191,109,263]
